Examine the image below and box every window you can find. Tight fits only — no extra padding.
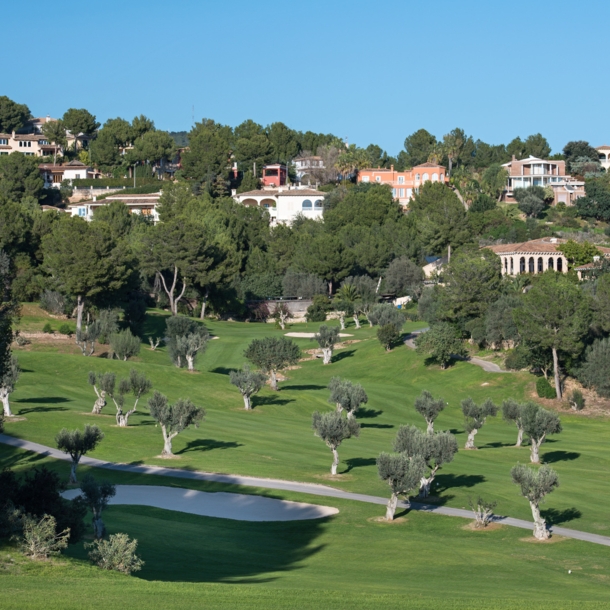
[423,173,429,181]
[440,174,444,181]
[39,140,48,145]
[538,257,543,273]
[406,188,412,199]
[528,257,534,273]
[399,188,404,197]
[0,138,7,145]
[548,257,554,270]
[302,199,312,209]
[398,176,405,184]
[432,173,438,181]
[392,188,397,197]
[557,257,563,272]
[78,208,86,217]
[375,176,381,182]
[362,176,370,182]
[314,200,323,209]
[0,151,8,155]
[53,174,62,183]
[415,173,420,181]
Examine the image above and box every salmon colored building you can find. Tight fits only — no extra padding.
[357,162,448,207]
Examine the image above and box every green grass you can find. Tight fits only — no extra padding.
[3,308,610,608]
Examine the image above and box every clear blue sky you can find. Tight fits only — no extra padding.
[4,0,609,155]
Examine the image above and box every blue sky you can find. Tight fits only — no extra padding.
[4,0,609,155]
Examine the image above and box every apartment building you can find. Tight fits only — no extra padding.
[357,163,447,207]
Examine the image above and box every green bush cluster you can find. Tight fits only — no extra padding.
[536,377,556,399]
[306,295,331,323]
[72,178,160,188]
[59,324,73,336]
[42,322,53,334]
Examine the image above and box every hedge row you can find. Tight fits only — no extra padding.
[95,184,164,199]
[72,178,162,187]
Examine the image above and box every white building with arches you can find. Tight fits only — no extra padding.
[485,237,610,276]
[233,187,325,225]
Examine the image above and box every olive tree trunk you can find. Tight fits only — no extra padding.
[1,390,12,417]
[322,348,333,365]
[385,492,398,520]
[420,466,438,497]
[426,420,434,435]
[530,434,545,464]
[338,315,345,331]
[186,355,195,371]
[465,428,478,449]
[269,370,278,391]
[530,501,550,540]
[69,460,79,485]
[92,514,105,540]
[353,315,361,329]
[552,347,562,399]
[243,394,252,410]
[331,447,339,475]
[516,426,524,447]
[116,408,136,427]
[76,295,85,334]
[161,426,177,457]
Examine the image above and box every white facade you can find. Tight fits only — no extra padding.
[597,146,610,171]
[39,161,97,188]
[68,193,161,223]
[234,187,325,225]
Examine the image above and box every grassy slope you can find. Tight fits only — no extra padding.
[2,445,610,610]
[7,310,610,532]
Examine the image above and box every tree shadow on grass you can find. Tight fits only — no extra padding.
[15,397,71,404]
[210,367,238,376]
[176,439,243,455]
[332,349,356,363]
[360,423,394,429]
[343,457,377,473]
[542,507,582,526]
[435,474,485,493]
[481,441,516,449]
[281,384,326,391]
[253,396,295,407]
[95,506,332,584]
[356,408,383,419]
[542,450,580,464]
[449,429,465,436]
[18,406,70,415]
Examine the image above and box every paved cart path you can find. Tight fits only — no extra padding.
[2,434,608,546]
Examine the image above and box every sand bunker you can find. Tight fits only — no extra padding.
[285,332,353,338]
[62,485,338,522]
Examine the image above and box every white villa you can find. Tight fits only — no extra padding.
[68,192,161,223]
[233,187,325,225]
[39,160,98,187]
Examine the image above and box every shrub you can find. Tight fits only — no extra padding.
[15,336,30,346]
[577,338,610,398]
[504,347,530,371]
[377,324,399,351]
[96,309,120,344]
[42,322,53,334]
[86,533,144,574]
[306,295,331,323]
[536,377,556,399]
[568,389,585,411]
[368,304,405,333]
[59,324,73,336]
[20,514,70,559]
[109,330,141,361]
[39,290,66,316]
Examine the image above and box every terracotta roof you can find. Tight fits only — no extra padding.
[596,145,610,150]
[486,238,610,256]
[413,162,446,169]
[0,145,10,150]
[236,189,279,197]
[105,193,161,200]
[276,189,324,197]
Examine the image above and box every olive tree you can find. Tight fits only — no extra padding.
[0,354,19,417]
[521,403,562,463]
[368,304,404,333]
[114,370,153,427]
[109,329,141,361]
[147,391,205,457]
[511,463,559,540]
[415,322,467,369]
[244,336,300,390]
[327,377,368,419]
[79,474,116,540]
[272,302,293,330]
[414,390,446,434]
[55,425,104,484]
[468,496,497,528]
[393,424,458,497]
[165,316,209,370]
[501,399,525,447]
[461,397,497,449]
[313,325,340,364]
[230,366,267,410]
[311,410,360,475]
[88,372,115,414]
[174,333,209,371]
[76,321,101,357]
[376,453,425,520]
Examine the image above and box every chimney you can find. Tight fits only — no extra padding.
[593,255,600,262]
[512,155,516,162]
[391,164,394,171]
[231,189,237,197]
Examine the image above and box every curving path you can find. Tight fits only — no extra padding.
[2,434,609,547]
[404,329,511,373]
[62,485,338,521]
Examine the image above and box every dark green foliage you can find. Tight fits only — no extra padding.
[306,294,331,322]
[0,95,31,132]
[575,178,610,221]
[536,377,556,399]
[485,294,521,347]
[377,324,399,351]
[40,290,68,316]
[414,390,446,433]
[244,336,300,390]
[282,271,327,298]
[415,323,467,369]
[109,329,141,361]
[78,474,116,539]
[42,322,53,334]
[86,533,144,574]
[578,338,610,398]
[461,398,497,448]
[376,452,426,517]
[62,108,100,135]
[312,410,360,474]
[568,389,585,411]
[469,194,497,213]
[96,308,120,343]
[511,464,559,504]
[0,152,44,204]
[563,141,600,173]
[403,129,437,167]
[383,256,423,298]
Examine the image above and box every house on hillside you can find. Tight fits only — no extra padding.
[484,237,610,276]
[261,164,287,187]
[234,187,324,225]
[68,192,161,222]
[357,163,448,208]
[294,156,324,179]
[39,160,99,187]
[596,145,610,172]
[500,155,585,206]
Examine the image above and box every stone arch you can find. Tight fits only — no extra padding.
[557,257,563,272]
[314,199,323,209]
[528,257,534,273]
[520,257,526,273]
[510,257,514,274]
[537,257,543,273]
[548,257,554,270]
[302,199,313,210]
[241,198,258,207]
[261,198,276,209]
[423,172,429,181]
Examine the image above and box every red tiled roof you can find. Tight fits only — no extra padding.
[486,238,610,256]
[276,189,324,197]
